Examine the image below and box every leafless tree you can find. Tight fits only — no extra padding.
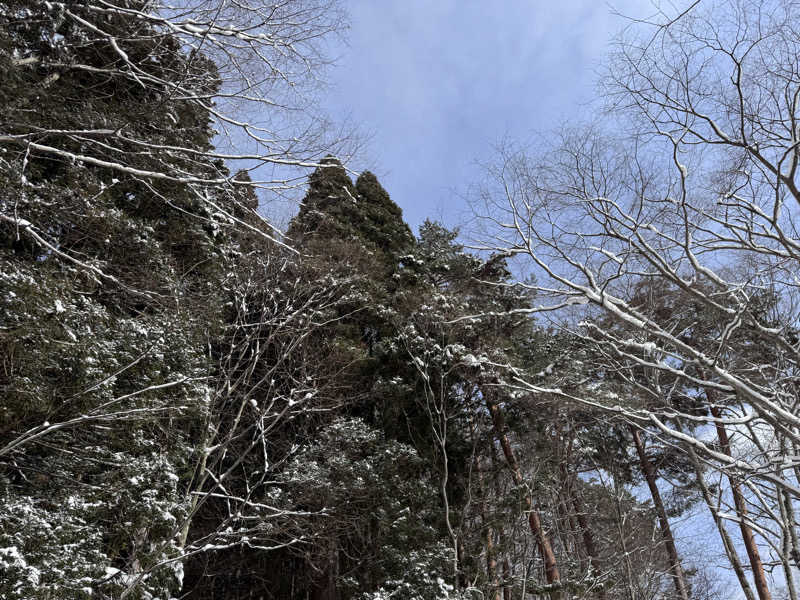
[476,1,800,598]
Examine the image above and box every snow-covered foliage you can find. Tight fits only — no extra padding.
[270,417,471,599]
[5,0,788,598]
[475,1,800,597]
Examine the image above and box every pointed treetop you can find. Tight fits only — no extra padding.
[289,164,413,262]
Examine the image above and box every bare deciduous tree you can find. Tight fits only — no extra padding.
[476,0,800,597]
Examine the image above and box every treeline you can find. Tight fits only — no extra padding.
[1,1,793,600]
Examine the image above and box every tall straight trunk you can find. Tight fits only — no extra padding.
[568,480,606,600]
[558,427,606,600]
[554,493,578,561]
[674,419,757,600]
[502,557,512,600]
[552,426,577,559]
[570,489,597,568]
[778,482,798,600]
[629,426,690,600]
[705,389,772,600]
[310,542,338,600]
[490,442,513,600]
[486,394,562,599]
[486,522,501,600]
[477,455,502,600]
[611,470,637,600]
[778,436,800,600]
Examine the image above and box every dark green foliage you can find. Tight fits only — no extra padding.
[295,161,414,254]
[0,4,713,599]
[287,157,363,245]
[354,171,415,259]
[0,2,235,597]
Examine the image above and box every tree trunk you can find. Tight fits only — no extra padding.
[629,425,690,600]
[675,419,757,600]
[611,470,637,600]
[558,426,606,600]
[486,524,501,600]
[706,391,772,600]
[477,459,502,600]
[502,557,512,600]
[486,394,562,599]
[569,480,606,600]
[778,480,798,600]
[310,542,338,600]
[491,442,513,600]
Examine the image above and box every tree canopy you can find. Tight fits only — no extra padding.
[2,1,798,600]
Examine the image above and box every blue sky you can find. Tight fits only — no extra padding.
[320,0,647,233]
[310,5,780,596]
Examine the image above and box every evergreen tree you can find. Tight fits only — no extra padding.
[276,168,462,599]
[0,3,241,597]
[1,4,754,597]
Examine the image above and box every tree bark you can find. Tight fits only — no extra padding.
[705,389,772,600]
[568,480,606,600]
[477,459,502,600]
[558,426,606,600]
[486,394,562,599]
[486,523,501,600]
[491,442,513,600]
[675,419,757,600]
[629,425,690,600]
[502,557,512,600]
[611,471,637,600]
[310,542,338,600]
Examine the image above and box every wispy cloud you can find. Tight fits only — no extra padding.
[324,0,647,230]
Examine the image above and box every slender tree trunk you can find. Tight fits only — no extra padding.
[783,488,800,599]
[486,524,501,600]
[552,427,578,561]
[705,390,772,600]
[570,490,597,567]
[558,426,606,600]
[780,435,800,586]
[554,493,577,562]
[310,544,338,600]
[611,470,637,600]
[568,479,606,600]
[486,394,562,599]
[629,425,690,600]
[778,481,798,600]
[491,442,513,600]
[675,419,757,600]
[477,459,502,600]
[502,557,512,600]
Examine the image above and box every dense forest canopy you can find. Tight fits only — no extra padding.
[2,1,800,600]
